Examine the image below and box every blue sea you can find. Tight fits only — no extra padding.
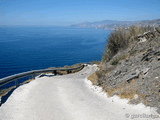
[0,26,110,79]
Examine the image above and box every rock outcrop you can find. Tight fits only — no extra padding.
[89,27,160,113]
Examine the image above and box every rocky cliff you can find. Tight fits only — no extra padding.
[88,26,160,113]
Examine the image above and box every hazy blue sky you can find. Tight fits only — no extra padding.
[0,0,160,26]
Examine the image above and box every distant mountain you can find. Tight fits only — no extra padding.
[70,19,160,30]
[135,19,160,27]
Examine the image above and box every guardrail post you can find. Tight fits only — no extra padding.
[66,70,71,74]
[53,70,57,75]
[15,79,18,88]
[32,74,36,79]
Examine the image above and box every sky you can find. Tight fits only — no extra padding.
[0,0,160,26]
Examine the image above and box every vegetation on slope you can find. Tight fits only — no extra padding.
[88,25,160,113]
[102,26,154,62]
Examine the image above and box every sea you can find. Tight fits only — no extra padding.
[0,26,110,79]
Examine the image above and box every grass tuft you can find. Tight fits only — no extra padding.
[87,72,98,85]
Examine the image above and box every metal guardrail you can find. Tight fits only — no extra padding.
[0,64,85,87]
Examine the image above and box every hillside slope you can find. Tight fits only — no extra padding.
[88,26,160,113]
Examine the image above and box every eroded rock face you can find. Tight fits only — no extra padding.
[98,37,160,113]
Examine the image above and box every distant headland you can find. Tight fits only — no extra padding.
[70,18,160,30]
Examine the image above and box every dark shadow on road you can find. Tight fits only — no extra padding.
[0,87,16,107]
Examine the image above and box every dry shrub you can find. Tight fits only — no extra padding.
[87,72,98,85]
[21,79,34,84]
[110,54,128,65]
[103,27,129,62]
[104,79,142,100]
[47,63,83,69]
[104,65,115,74]
[47,63,83,75]
[95,70,105,78]
[102,26,154,62]
[89,61,101,65]
[118,90,138,100]
[129,50,138,56]
[128,26,153,37]
[110,58,119,65]
[0,86,15,96]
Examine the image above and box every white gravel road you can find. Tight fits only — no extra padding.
[0,65,159,120]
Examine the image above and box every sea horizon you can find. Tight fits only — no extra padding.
[0,26,110,79]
